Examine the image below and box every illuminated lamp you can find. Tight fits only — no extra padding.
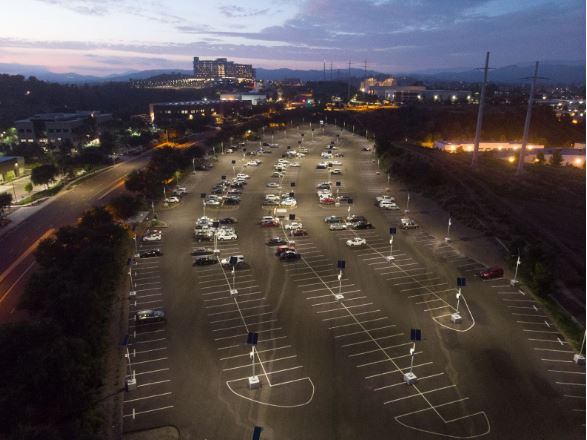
[508,156,515,163]
[574,158,582,165]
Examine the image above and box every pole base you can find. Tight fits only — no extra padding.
[450,313,462,324]
[403,372,418,385]
[125,377,137,391]
[230,289,238,296]
[444,237,451,243]
[335,294,344,301]
[573,354,586,365]
[213,249,221,254]
[386,255,395,261]
[248,376,261,389]
[510,279,520,287]
[129,290,136,297]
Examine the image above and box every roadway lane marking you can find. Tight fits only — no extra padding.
[0,227,55,304]
[96,178,125,200]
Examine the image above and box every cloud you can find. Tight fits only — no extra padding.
[219,5,271,18]
[34,0,115,16]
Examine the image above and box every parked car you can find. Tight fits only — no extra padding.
[284,222,303,230]
[139,249,162,258]
[338,195,353,203]
[236,173,250,179]
[290,229,308,236]
[142,233,162,242]
[324,215,343,224]
[329,223,348,231]
[478,266,504,280]
[320,197,336,205]
[275,245,296,256]
[164,196,180,204]
[351,221,374,230]
[380,201,400,210]
[191,247,215,256]
[266,237,288,246]
[216,231,238,241]
[219,217,238,224]
[193,256,218,266]
[135,309,166,324]
[223,197,240,205]
[400,218,419,229]
[280,250,301,261]
[346,237,367,247]
[267,182,281,188]
[221,255,245,267]
[330,169,342,175]
[347,215,367,223]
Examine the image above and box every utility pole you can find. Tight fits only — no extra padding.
[364,59,367,79]
[347,60,352,101]
[471,52,491,168]
[323,59,326,81]
[517,62,544,175]
[330,61,333,81]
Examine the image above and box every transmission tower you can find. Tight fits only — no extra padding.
[471,52,492,168]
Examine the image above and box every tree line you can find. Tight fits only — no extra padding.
[0,207,130,439]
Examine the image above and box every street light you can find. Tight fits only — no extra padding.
[404,192,410,213]
[511,255,521,286]
[445,216,452,242]
[387,236,395,261]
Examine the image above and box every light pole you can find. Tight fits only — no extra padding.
[404,192,410,213]
[230,265,238,295]
[203,200,207,218]
[387,236,395,261]
[511,255,521,286]
[12,163,19,200]
[128,269,136,295]
[192,157,196,173]
[445,216,452,242]
[409,344,415,373]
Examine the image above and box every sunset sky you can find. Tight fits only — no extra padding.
[1,0,585,75]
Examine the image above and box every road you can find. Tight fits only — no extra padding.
[121,124,585,439]
[0,155,150,322]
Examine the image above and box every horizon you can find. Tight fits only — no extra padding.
[0,1,585,76]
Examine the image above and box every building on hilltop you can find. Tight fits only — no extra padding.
[15,111,112,145]
[193,57,255,81]
[360,77,472,103]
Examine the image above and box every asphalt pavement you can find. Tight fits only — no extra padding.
[119,125,584,439]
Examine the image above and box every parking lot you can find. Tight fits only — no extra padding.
[121,124,584,439]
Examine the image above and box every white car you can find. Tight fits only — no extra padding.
[329,223,348,231]
[269,143,279,147]
[346,237,367,247]
[284,222,303,230]
[174,186,187,194]
[289,162,301,167]
[380,202,400,210]
[280,198,297,207]
[143,234,162,242]
[330,169,342,175]
[331,160,343,166]
[217,231,238,241]
[236,173,250,179]
[205,199,220,206]
[267,182,281,188]
[247,161,259,167]
[165,196,180,203]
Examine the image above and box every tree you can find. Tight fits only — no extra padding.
[0,192,12,220]
[98,132,115,155]
[31,164,58,189]
[535,151,545,165]
[107,194,141,220]
[549,149,563,166]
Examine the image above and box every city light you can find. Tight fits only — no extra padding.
[508,156,515,163]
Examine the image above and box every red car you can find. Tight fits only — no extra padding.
[261,220,280,227]
[478,266,504,279]
[320,197,336,205]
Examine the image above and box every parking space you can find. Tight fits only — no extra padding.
[123,236,174,429]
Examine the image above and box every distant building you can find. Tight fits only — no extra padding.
[149,100,250,127]
[360,77,472,103]
[15,111,112,144]
[434,141,545,153]
[193,57,255,80]
[528,148,586,167]
[0,156,25,183]
[220,92,267,105]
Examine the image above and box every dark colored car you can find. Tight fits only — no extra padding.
[219,217,238,224]
[280,251,301,261]
[262,149,273,154]
[135,309,166,324]
[352,221,374,230]
[261,220,280,227]
[193,256,218,266]
[478,266,504,279]
[275,245,296,256]
[316,164,327,169]
[139,249,162,258]
[324,216,343,224]
[347,215,367,223]
[266,237,288,246]
[338,195,353,203]
[194,234,213,242]
[191,247,214,256]
[290,229,308,236]
[224,197,240,205]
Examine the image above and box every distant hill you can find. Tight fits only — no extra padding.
[0,61,584,85]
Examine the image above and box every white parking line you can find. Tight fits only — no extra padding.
[341,333,403,348]
[374,372,444,391]
[384,384,457,405]
[124,392,172,403]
